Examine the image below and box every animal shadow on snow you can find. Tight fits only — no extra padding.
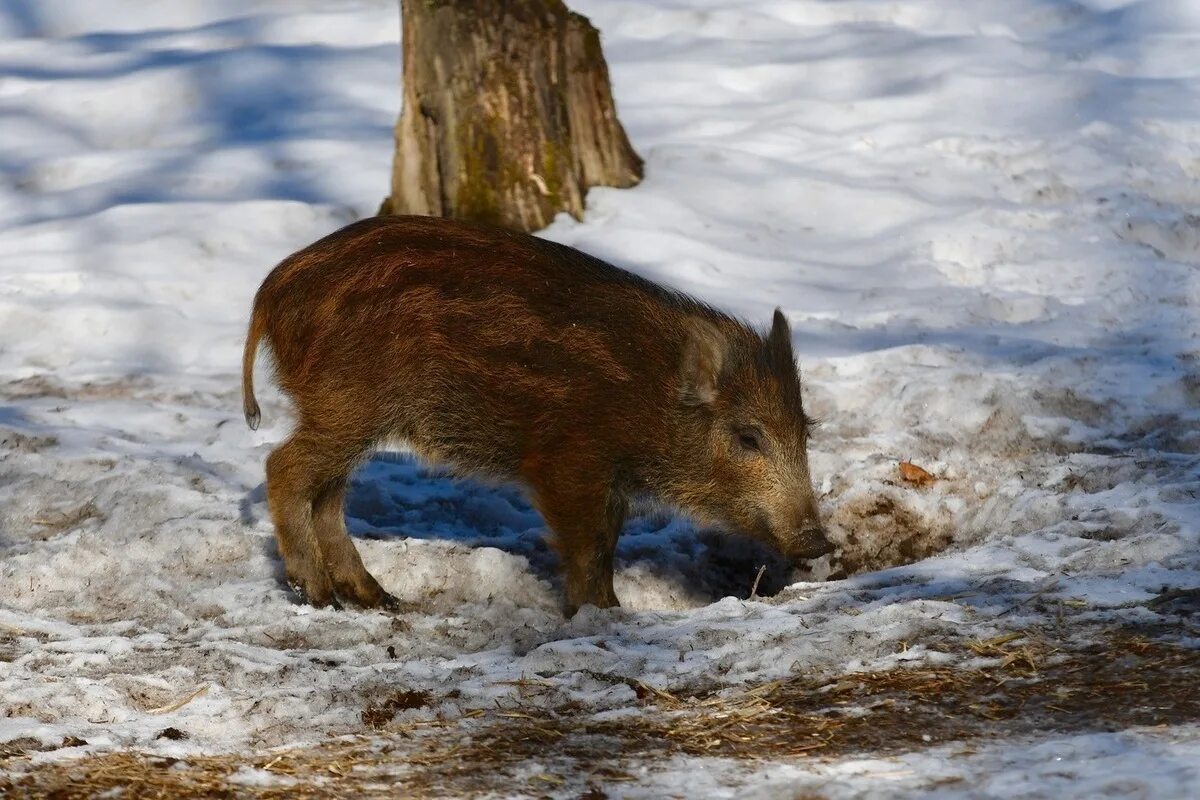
[341,452,793,604]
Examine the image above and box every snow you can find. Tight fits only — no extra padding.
[1,0,1199,796]
[622,728,1200,799]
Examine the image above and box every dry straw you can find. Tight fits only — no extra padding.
[4,628,1199,798]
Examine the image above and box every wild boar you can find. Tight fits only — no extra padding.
[242,215,831,615]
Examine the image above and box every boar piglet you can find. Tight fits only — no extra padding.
[242,215,832,615]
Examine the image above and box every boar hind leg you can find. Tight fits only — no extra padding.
[265,432,337,608]
[536,484,625,617]
[312,479,399,610]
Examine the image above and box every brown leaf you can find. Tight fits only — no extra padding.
[899,461,937,488]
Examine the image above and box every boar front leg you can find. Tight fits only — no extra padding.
[530,465,625,616]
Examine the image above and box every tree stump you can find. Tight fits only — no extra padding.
[380,0,644,232]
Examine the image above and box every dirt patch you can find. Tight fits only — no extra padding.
[5,627,1199,799]
[825,491,954,578]
[362,690,434,730]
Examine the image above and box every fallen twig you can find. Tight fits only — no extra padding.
[749,565,767,600]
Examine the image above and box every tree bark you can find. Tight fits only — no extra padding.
[380,0,643,232]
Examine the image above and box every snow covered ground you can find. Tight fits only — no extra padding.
[2,0,1200,796]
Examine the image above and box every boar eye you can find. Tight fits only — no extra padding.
[734,427,765,454]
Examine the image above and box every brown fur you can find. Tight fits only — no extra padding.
[243,215,830,615]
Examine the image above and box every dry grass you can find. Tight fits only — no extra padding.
[4,627,1199,799]
[0,745,401,800]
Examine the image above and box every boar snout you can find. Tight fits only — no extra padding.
[787,525,835,561]
[782,493,829,560]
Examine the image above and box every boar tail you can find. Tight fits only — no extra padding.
[242,302,266,430]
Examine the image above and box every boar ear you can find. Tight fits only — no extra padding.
[680,318,726,406]
[769,308,793,356]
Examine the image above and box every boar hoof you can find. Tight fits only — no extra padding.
[330,575,399,611]
[346,589,402,612]
[287,579,341,610]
